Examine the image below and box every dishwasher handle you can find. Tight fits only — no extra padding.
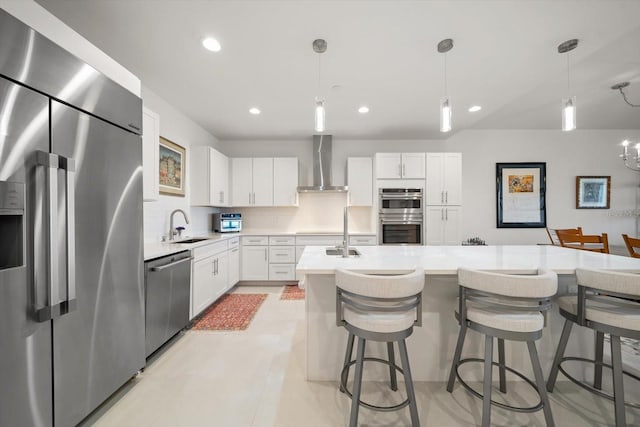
[150,256,193,272]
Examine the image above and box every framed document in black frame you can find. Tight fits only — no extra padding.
[496,162,546,228]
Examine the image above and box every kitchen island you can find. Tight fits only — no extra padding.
[296,245,640,382]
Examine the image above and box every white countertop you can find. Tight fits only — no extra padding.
[296,245,640,275]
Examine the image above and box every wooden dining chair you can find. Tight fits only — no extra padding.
[622,234,640,258]
[546,227,583,246]
[556,230,609,254]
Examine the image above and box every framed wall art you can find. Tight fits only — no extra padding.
[576,176,610,209]
[159,136,186,196]
[496,162,546,228]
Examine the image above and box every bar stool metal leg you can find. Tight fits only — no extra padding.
[498,338,507,393]
[482,335,494,427]
[447,323,467,392]
[594,331,604,390]
[398,339,420,427]
[547,319,573,392]
[387,342,398,391]
[610,335,626,427]
[341,333,355,393]
[527,340,555,427]
[350,337,366,427]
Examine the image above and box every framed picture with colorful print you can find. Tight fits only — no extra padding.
[158,136,186,196]
[496,162,546,228]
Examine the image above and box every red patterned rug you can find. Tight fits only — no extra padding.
[190,293,267,331]
[280,284,305,300]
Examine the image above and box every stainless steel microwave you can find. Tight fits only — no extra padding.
[212,213,242,233]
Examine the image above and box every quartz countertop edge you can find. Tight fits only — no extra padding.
[295,245,640,275]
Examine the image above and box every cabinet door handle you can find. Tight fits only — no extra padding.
[445,191,448,204]
[398,164,402,177]
[248,192,251,204]
[441,208,444,221]
[264,248,267,261]
[445,208,448,221]
[441,190,444,204]
[219,191,224,203]
[231,248,239,253]
[402,163,406,176]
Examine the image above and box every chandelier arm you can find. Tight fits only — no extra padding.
[619,88,640,107]
[623,161,640,172]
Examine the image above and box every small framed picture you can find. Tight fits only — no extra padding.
[576,176,610,209]
[159,136,186,197]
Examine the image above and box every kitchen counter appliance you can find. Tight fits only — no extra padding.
[145,251,192,357]
[379,188,424,245]
[213,212,242,233]
[0,10,145,427]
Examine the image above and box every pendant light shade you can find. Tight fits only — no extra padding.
[315,99,325,132]
[558,39,578,132]
[562,96,576,132]
[440,97,451,133]
[313,39,327,133]
[438,38,454,133]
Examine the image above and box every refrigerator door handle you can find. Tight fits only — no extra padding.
[59,156,77,314]
[35,150,62,322]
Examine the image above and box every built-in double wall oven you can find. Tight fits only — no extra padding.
[378,188,423,245]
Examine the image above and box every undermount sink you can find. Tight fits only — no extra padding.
[175,237,210,244]
[325,248,360,256]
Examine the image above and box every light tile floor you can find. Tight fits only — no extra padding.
[81,285,639,426]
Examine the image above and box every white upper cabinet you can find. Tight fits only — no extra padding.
[375,153,425,179]
[142,107,159,201]
[252,158,274,206]
[230,157,253,206]
[231,158,276,207]
[347,157,373,206]
[425,153,462,205]
[273,157,299,207]
[190,146,229,207]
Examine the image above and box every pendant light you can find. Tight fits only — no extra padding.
[558,39,578,132]
[438,38,453,133]
[313,39,327,133]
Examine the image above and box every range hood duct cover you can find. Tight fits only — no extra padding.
[297,135,348,192]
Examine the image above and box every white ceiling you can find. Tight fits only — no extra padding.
[36,0,640,140]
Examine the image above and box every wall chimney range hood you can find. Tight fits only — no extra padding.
[297,135,348,192]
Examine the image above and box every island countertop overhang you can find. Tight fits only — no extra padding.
[296,245,640,275]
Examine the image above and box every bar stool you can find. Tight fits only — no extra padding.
[336,268,424,427]
[447,268,558,427]
[546,268,640,427]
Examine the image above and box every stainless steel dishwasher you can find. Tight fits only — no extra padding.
[144,250,192,358]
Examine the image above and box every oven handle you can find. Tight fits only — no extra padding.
[380,220,423,225]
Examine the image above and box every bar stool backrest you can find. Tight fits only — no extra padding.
[557,230,609,254]
[335,269,425,299]
[546,227,582,246]
[576,268,640,297]
[458,269,558,299]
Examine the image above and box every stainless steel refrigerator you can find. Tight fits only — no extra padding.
[0,9,145,427]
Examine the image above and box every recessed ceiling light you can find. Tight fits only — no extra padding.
[249,107,261,115]
[468,105,482,112]
[358,106,370,114]
[202,37,221,52]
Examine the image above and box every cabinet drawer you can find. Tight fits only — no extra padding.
[349,235,377,246]
[269,235,295,245]
[241,236,269,245]
[295,235,342,246]
[228,237,240,249]
[269,264,295,281]
[269,246,295,263]
[193,240,227,260]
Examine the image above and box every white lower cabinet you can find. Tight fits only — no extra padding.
[241,242,269,281]
[269,263,295,280]
[191,240,229,319]
[425,206,462,245]
[227,238,240,288]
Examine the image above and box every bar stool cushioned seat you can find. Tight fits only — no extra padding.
[336,268,424,427]
[547,268,640,427]
[447,268,558,427]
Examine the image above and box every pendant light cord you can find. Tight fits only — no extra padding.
[317,53,322,100]
[443,53,448,96]
[566,53,571,95]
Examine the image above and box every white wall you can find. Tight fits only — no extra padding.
[142,86,222,242]
[0,0,140,95]
[222,129,640,245]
